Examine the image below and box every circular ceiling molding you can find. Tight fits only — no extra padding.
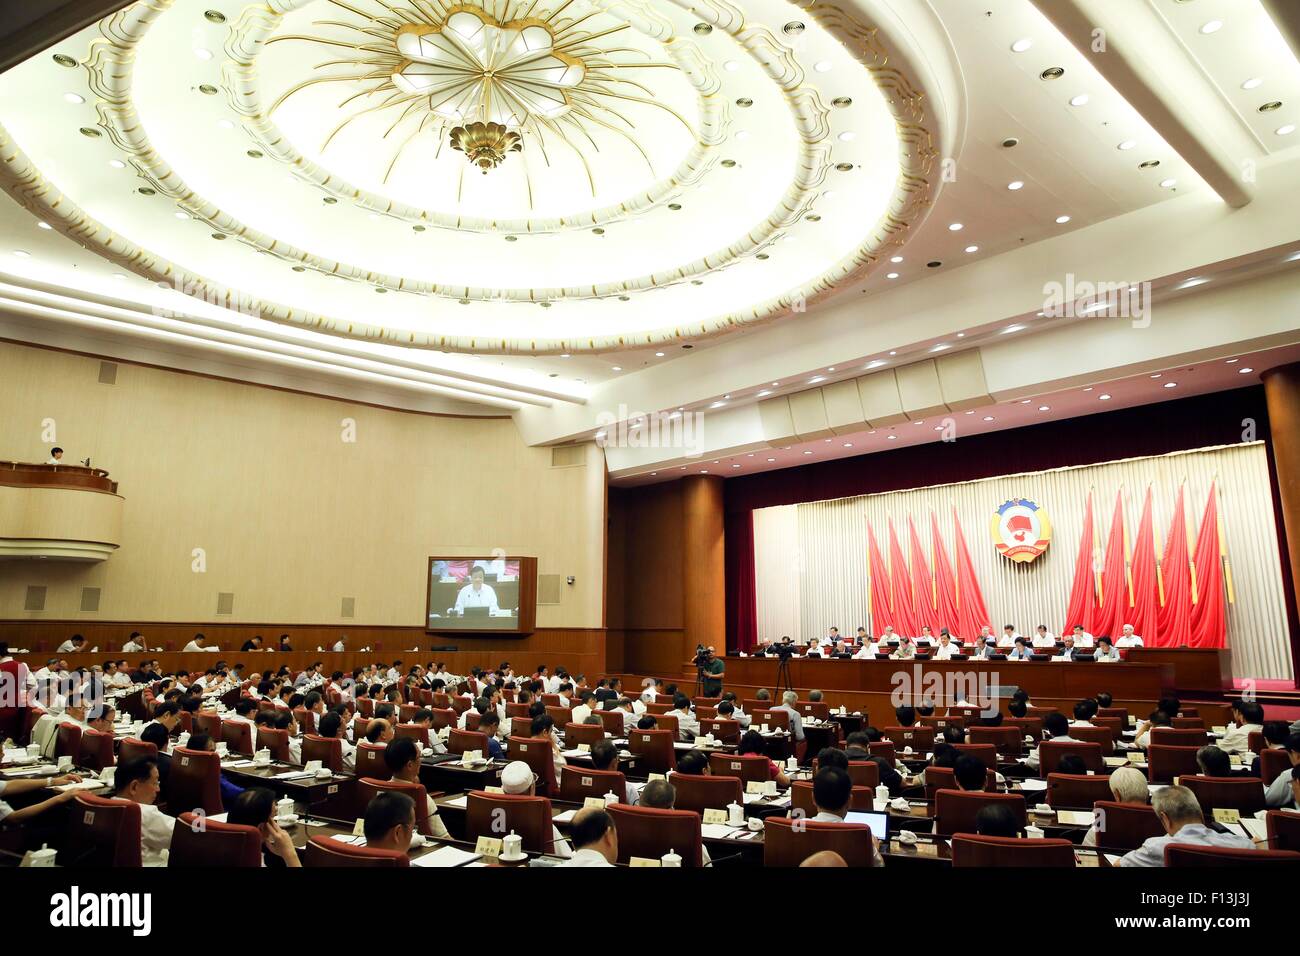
[0,0,947,354]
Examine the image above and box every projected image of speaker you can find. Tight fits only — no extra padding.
[424,556,538,636]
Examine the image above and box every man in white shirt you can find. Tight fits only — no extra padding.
[453,566,499,615]
[57,635,85,654]
[997,625,1019,648]
[879,625,898,646]
[182,634,215,652]
[1116,624,1144,648]
[931,631,960,660]
[571,690,596,726]
[1071,624,1095,647]
[916,625,935,646]
[1118,786,1254,866]
[1026,713,1082,771]
[563,807,618,866]
[501,760,572,857]
[671,695,699,740]
[46,446,67,465]
[1031,625,1057,648]
[975,625,995,647]
[853,639,881,659]
[332,637,347,652]
[1218,701,1264,756]
[113,756,175,867]
[122,631,149,653]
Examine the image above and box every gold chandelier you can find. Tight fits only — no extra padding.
[449,122,523,173]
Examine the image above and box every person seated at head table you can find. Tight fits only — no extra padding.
[1031,624,1057,648]
[1116,624,1144,648]
[932,630,960,660]
[998,625,1020,647]
[1007,637,1034,660]
[890,634,917,660]
[1093,636,1121,662]
[1117,785,1254,866]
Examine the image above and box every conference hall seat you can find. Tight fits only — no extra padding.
[1146,745,1201,784]
[62,794,142,867]
[607,804,703,866]
[559,765,627,804]
[1152,727,1209,747]
[698,718,741,744]
[221,719,254,756]
[465,791,555,854]
[670,773,743,816]
[505,735,557,795]
[1091,801,1165,851]
[193,713,222,739]
[763,816,875,867]
[169,812,262,867]
[627,728,676,774]
[118,737,158,764]
[167,746,225,815]
[355,742,391,780]
[78,729,115,771]
[257,727,290,762]
[563,722,603,747]
[300,734,344,774]
[923,766,996,802]
[356,778,434,836]
[952,834,1074,867]
[304,836,409,867]
[448,728,490,755]
[934,790,1026,837]
[1178,775,1267,815]
[707,752,768,786]
[789,781,874,815]
[1037,740,1104,775]
[1045,772,1113,809]
[968,726,1024,757]
[1067,725,1115,756]
[883,725,934,750]
[1164,845,1300,866]
[1265,809,1300,852]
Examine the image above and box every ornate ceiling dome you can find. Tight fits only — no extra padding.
[0,0,943,353]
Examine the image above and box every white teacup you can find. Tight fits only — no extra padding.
[747,816,765,832]
[763,780,778,796]
[1025,824,1045,839]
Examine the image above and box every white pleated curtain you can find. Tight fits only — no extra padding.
[752,442,1292,681]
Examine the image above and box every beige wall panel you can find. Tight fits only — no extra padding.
[758,396,799,446]
[0,342,604,627]
[857,370,908,426]
[788,389,835,442]
[895,359,949,419]
[936,349,992,411]
[822,379,868,435]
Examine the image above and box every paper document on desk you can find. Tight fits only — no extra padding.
[1018,779,1049,792]
[1056,810,1095,826]
[552,809,578,824]
[273,770,315,780]
[441,794,469,809]
[54,780,108,792]
[1104,853,1124,866]
[1239,817,1267,841]
[412,846,481,867]
[700,823,745,839]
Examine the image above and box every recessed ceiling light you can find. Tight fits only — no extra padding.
[37,221,52,230]
[814,61,832,73]
[1242,77,1263,90]
[783,21,805,35]
[108,159,126,169]
[888,351,897,356]
[1177,277,1210,289]
[890,256,903,263]
[983,416,994,422]
[809,376,826,383]
[63,93,84,104]
[887,435,897,440]
[1038,405,1050,412]
[838,131,855,142]
[956,333,965,338]
[757,390,771,397]
[710,401,727,408]
[948,222,963,231]
[1277,124,1297,136]
[1040,67,1065,80]
[865,360,887,369]
[825,369,834,374]
[1069,94,1090,107]
[193,47,213,60]
[732,464,741,468]
[611,366,622,372]
[1011,38,1034,53]
[1117,140,1137,150]
[1099,393,1112,400]
[1163,382,1178,388]
[913,420,924,426]
[930,344,950,352]
[650,472,657,477]
[560,353,570,358]
[1007,180,1024,190]
[886,272,899,279]
[1020,399,1032,405]
[1055,215,1071,224]
[843,443,854,448]
[655,351,665,357]
[767,458,776,462]
[1199,20,1223,35]
[594,431,606,439]
[803,451,813,455]
[1084,387,1094,392]
[965,245,979,253]
[1151,373,1162,379]
[723,61,739,72]
[1225,358,1238,363]
[1159,178,1177,189]
[1139,159,1162,169]
[772,382,780,386]
[12,250,31,258]
[1002,325,1024,334]
[1239,367,1254,374]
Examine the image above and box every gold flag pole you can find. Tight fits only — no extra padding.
[1123,486,1135,608]
[1216,479,1234,605]
[1186,478,1199,605]
[1092,487,1104,608]
[1154,486,1166,606]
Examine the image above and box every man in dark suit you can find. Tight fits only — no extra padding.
[846,729,904,796]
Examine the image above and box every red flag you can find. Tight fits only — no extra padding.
[888,519,920,637]
[1127,487,1161,646]
[1095,490,1129,640]
[1064,491,1098,637]
[930,513,962,638]
[1190,483,1227,648]
[952,508,992,642]
[1157,485,1193,647]
[866,523,895,637]
[908,516,940,636]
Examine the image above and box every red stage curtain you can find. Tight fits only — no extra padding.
[1157,485,1193,647]
[1064,491,1098,636]
[930,513,963,639]
[724,509,757,652]
[1190,483,1227,648]
[908,517,940,637]
[953,509,992,641]
[1128,487,1161,646]
[1095,490,1130,640]
[867,523,895,636]
[888,519,920,638]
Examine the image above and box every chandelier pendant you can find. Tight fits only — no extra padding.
[450,121,523,173]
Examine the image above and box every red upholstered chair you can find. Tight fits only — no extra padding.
[692,696,722,710]
[167,746,225,815]
[1152,727,1209,748]
[1004,716,1043,740]
[695,706,718,721]
[177,711,194,735]
[450,697,472,716]
[62,794,142,867]
[357,778,434,836]
[78,729,116,771]
[752,709,790,732]
[869,741,896,767]
[398,704,420,723]
[118,738,158,764]
[1170,716,1206,729]
[1259,749,1289,785]
[607,804,703,866]
[357,698,375,718]
[790,781,875,815]
[1046,773,1114,808]
[1097,707,1130,725]
[953,744,999,770]
[395,723,430,748]
[504,702,529,720]
[448,728,490,756]
[563,722,604,747]
[559,765,627,804]
[1027,706,1059,721]
[1180,708,1201,717]
[934,790,1026,837]
[55,722,83,762]
[698,718,741,744]
[741,699,767,713]
[464,711,483,732]
[466,791,557,854]
[645,702,672,716]
[596,710,626,736]
[1093,717,1124,741]
[304,836,409,867]
[1265,809,1300,852]
[193,712,222,739]
[300,734,344,773]
[541,704,567,726]
[845,761,881,789]
[169,812,262,867]
[952,834,1075,867]
[670,773,743,815]
[1038,740,1104,775]
[257,727,290,762]
[1179,776,1266,815]
[430,708,457,731]
[921,714,966,731]
[1091,801,1165,851]
[923,766,996,802]
[292,708,316,735]
[506,736,557,795]
[708,752,769,786]
[1065,725,1114,756]
[627,729,676,774]
[355,742,391,780]
[763,816,876,867]
[221,720,254,756]
[1164,845,1300,866]
[967,726,1024,757]
[540,694,562,707]
[884,725,935,750]
[797,701,831,720]
[652,713,680,738]
[1147,745,1201,783]
[351,716,370,743]
[416,689,434,707]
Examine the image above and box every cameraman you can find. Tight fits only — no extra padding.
[699,645,725,696]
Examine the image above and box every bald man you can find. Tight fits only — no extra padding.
[563,807,618,867]
[800,850,847,867]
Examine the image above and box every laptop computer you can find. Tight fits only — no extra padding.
[843,810,890,841]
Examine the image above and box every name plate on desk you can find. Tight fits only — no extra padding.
[485,785,504,794]
[1213,808,1241,824]
[352,818,366,837]
[648,773,667,783]
[475,836,503,859]
[583,797,606,810]
[702,808,728,825]
[577,743,591,753]
[629,856,661,867]
[745,781,766,795]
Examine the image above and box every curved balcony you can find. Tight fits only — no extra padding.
[0,462,123,561]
